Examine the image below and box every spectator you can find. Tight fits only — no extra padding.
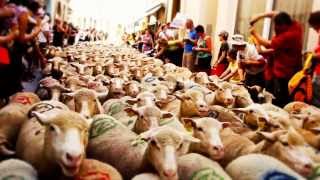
[220,48,242,83]
[212,30,230,76]
[231,34,266,87]
[38,12,51,68]
[250,11,303,107]
[8,0,42,88]
[309,11,320,107]
[155,38,168,63]
[0,0,19,100]
[182,19,198,71]
[141,29,154,53]
[193,25,212,75]
[53,18,65,47]
[67,23,77,45]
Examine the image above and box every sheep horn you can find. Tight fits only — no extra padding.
[0,144,15,156]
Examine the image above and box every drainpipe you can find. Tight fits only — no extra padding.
[262,0,274,39]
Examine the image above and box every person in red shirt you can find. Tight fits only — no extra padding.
[250,11,303,107]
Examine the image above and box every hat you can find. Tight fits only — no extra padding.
[231,34,246,46]
[219,31,229,38]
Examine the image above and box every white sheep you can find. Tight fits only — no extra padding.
[178,153,232,180]
[0,92,40,156]
[226,154,305,180]
[16,107,89,178]
[0,159,38,180]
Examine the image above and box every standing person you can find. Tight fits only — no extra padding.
[0,0,19,100]
[231,34,266,88]
[212,30,229,76]
[67,23,77,45]
[182,19,198,71]
[52,18,65,47]
[308,11,320,107]
[7,0,42,91]
[250,11,303,107]
[141,29,154,54]
[193,25,212,75]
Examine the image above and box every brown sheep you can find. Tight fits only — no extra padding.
[0,92,40,156]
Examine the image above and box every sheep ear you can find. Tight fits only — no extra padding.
[258,130,287,142]
[124,107,138,117]
[232,108,249,114]
[161,111,174,119]
[97,91,109,100]
[221,122,231,129]
[63,92,76,99]
[126,98,138,105]
[183,134,200,143]
[166,95,176,102]
[258,131,277,142]
[0,145,15,156]
[183,118,197,130]
[207,82,220,91]
[31,111,53,125]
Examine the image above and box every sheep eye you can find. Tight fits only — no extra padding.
[178,143,184,150]
[249,110,254,114]
[151,140,159,149]
[137,98,141,102]
[49,125,56,132]
[197,127,203,132]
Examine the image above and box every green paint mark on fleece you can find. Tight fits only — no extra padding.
[2,175,25,180]
[191,168,224,180]
[108,102,123,116]
[90,116,117,139]
[308,165,320,180]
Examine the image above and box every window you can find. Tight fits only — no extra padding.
[235,0,268,39]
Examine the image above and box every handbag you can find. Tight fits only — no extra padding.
[0,46,10,65]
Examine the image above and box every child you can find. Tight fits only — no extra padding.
[220,49,242,83]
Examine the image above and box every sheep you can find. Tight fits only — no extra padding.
[103,96,138,128]
[16,108,89,178]
[232,103,278,130]
[0,159,38,180]
[183,117,229,161]
[132,173,160,180]
[178,153,232,180]
[285,102,320,132]
[139,126,200,180]
[60,159,122,180]
[175,89,209,118]
[219,127,265,166]
[231,84,254,108]
[124,105,186,134]
[0,92,40,156]
[226,154,305,180]
[87,114,147,179]
[124,80,141,97]
[258,130,314,177]
[205,81,235,107]
[63,88,107,120]
[87,114,199,180]
[39,78,72,101]
[126,92,157,107]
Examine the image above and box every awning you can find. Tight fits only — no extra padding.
[144,3,164,17]
[134,2,164,24]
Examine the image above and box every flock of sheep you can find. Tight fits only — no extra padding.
[1,42,320,180]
